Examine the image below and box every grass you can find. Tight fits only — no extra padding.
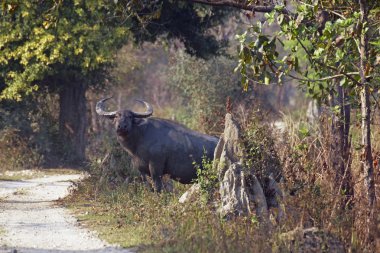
[65,174,358,252]
[63,177,276,252]
[0,168,81,181]
[61,111,380,253]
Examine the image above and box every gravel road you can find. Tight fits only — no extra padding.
[0,173,133,253]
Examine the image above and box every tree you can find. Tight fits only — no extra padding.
[0,0,129,163]
[358,0,376,242]
[0,0,235,163]
[231,0,379,245]
[115,0,236,58]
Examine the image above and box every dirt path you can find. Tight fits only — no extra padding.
[0,173,133,253]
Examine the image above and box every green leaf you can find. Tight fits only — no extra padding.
[242,46,252,63]
[264,72,270,85]
[339,77,347,87]
[294,56,299,72]
[265,11,275,24]
[241,75,249,91]
[335,48,345,61]
[277,14,284,25]
[274,5,285,12]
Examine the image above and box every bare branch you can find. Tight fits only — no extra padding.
[186,0,278,12]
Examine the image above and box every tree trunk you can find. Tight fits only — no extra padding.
[360,85,375,207]
[336,85,353,204]
[87,88,100,134]
[329,83,352,208]
[59,75,87,164]
[359,0,376,211]
[359,0,376,244]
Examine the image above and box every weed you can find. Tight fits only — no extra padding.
[194,155,219,202]
[64,112,380,252]
[0,127,41,172]
[64,176,273,252]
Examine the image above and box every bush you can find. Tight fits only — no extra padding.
[194,155,219,201]
[241,115,282,183]
[86,113,141,187]
[0,127,41,171]
[0,90,61,170]
[166,50,241,134]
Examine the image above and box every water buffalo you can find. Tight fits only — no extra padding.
[96,97,218,192]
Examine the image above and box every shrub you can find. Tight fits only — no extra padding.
[166,50,241,134]
[0,90,61,170]
[87,130,138,188]
[0,127,41,171]
[194,155,219,201]
[241,115,282,183]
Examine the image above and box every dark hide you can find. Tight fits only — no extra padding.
[99,106,218,192]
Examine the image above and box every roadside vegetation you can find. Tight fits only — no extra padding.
[64,107,380,252]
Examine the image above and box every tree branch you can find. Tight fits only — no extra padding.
[292,37,362,86]
[186,0,277,12]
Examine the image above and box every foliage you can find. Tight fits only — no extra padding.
[64,175,273,253]
[167,50,241,134]
[241,115,282,183]
[234,1,379,246]
[194,155,218,201]
[0,127,41,171]
[0,0,129,100]
[88,130,138,187]
[0,90,65,169]
[0,0,238,101]
[235,0,380,101]
[114,0,235,58]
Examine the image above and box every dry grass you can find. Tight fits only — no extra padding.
[277,113,380,252]
[62,112,380,252]
[64,176,275,253]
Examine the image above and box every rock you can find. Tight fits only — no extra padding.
[248,174,269,221]
[214,113,271,221]
[278,227,345,253]
[265,174,285,223]
[179,184,200,203]
[218,163,253,216]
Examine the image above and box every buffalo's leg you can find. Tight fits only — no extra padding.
[151,174,163,193]
[140,172,153,191]
[149,162,163,193]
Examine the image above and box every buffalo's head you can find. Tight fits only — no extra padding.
[96,97,153,135]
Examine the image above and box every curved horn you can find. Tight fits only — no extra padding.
[96,97,117,118]
[132,99,153,118]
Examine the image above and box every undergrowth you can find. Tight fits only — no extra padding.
[194,155,219,202]
[63,111,380,252]
[64,176,274,253]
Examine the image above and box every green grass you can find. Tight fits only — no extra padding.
[62,114,380,252]
[63,177,275,252]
